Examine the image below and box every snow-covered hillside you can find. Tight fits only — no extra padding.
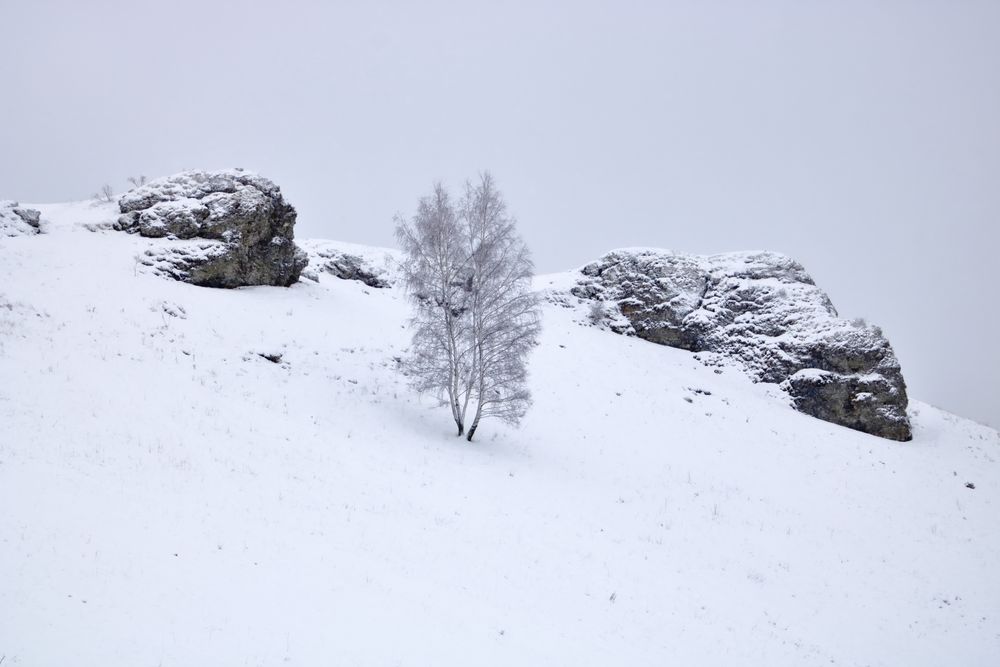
[1,202,998,666]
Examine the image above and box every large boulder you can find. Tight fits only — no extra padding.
[571,249,911,441]
[115,169,307,287]
[1,201,42,237]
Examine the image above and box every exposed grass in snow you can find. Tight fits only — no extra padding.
[1,203,998,665]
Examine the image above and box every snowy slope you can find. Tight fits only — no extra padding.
[1,202,998,666]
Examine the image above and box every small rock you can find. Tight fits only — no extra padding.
[258,352,283,364]
[1,201,42,237]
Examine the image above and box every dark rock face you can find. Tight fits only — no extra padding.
[785,370,912,442]
[572,249,911,441]
[1,201,42,237]
[115,169,307,288]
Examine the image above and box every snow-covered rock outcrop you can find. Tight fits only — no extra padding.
[299,240,398,288]
[0,201,42,237]
[114,169,307,288]
[571,249,911,441]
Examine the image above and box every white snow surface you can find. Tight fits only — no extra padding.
[2,202,998,665]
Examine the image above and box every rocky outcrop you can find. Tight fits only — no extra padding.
[571,249,911,441]
[115,169,307,288]
[1,201,42,237]
[300,241,395,288]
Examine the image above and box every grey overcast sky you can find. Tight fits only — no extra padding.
[1,0,997,429]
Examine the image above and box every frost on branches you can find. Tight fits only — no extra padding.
[395,173,541,441]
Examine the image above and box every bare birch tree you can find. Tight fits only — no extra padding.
[395,173,541,441]
[395,183,470,435]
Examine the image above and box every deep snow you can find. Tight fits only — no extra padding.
[1,202,998,665]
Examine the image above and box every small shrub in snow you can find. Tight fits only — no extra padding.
[587,300,606,326]
[93,184,115,203]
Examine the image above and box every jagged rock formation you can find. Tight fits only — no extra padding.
[571,249,911,441]
[115,169,307,288]
[1,201,42,237]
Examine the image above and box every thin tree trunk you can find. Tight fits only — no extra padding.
[466,400,483,441]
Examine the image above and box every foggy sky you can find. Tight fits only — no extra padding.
[2,0,997,429]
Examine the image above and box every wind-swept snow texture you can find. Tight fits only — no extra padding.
[1,202,998,666]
